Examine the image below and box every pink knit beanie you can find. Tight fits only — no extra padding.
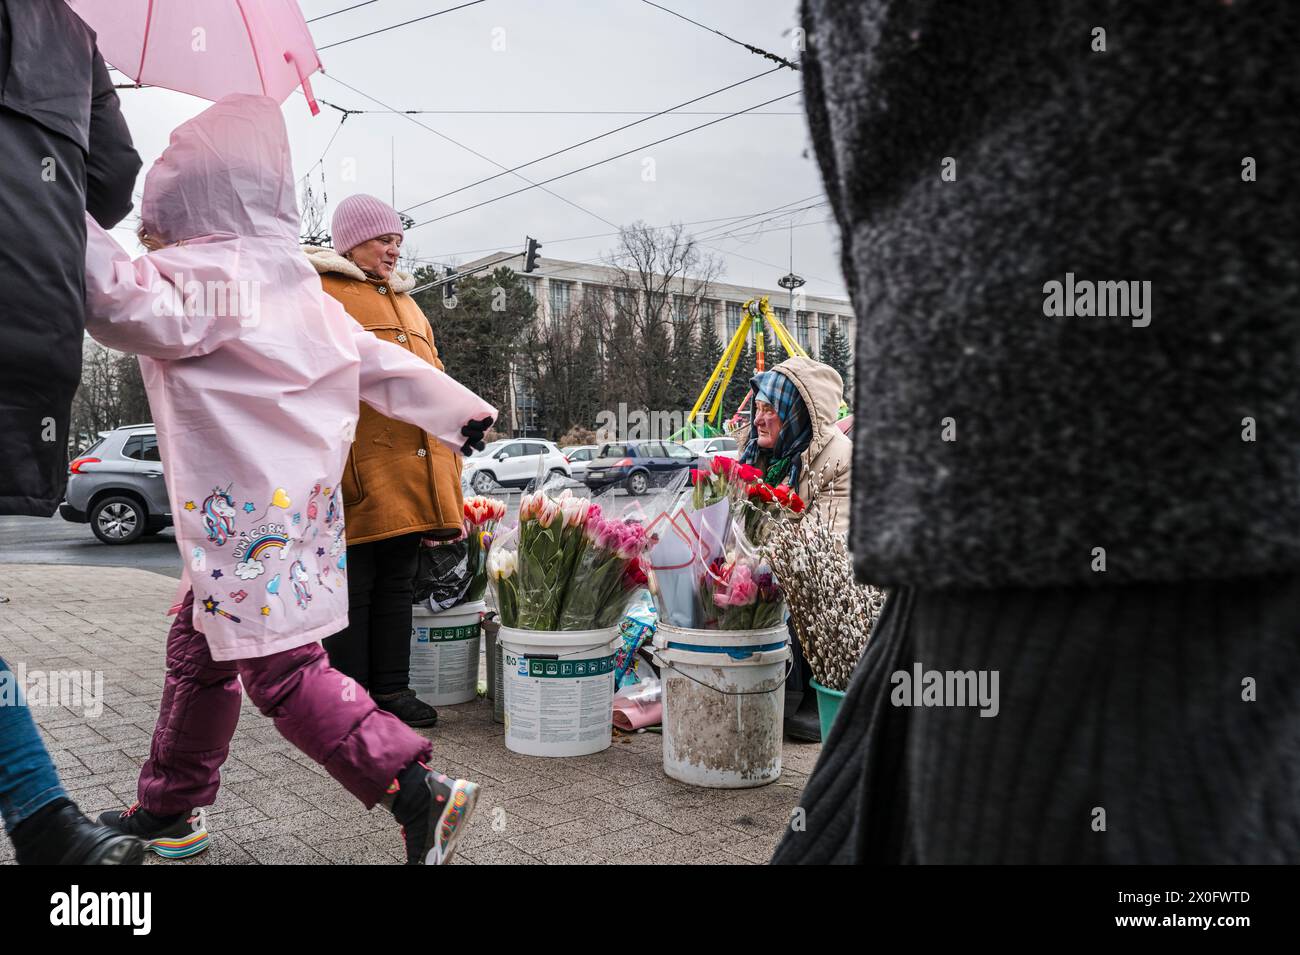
[331,194,404,254]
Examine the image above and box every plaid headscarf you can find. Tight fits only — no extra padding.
[739,369,812,488]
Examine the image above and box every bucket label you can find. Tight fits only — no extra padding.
[409,628,480,705]
[504,651,616,752]
[413,623,480,644]
[524,655,613,679]
[504,651,527,676]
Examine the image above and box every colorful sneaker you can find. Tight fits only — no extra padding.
[387,763,479,865]
[98,803,210,859]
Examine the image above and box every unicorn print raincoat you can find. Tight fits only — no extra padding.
[82,95,495,661]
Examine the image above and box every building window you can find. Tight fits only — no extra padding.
[615,289,637,317]
[674,294,693,325]
[700,300,719,337]
[548,279,572,318]
[797,311,812,350]
[725,302,743,340]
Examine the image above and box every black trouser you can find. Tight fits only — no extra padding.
[774,577,1300,864]
[785,618,815,713]
[323,532,422,696]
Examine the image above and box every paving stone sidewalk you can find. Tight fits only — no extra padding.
[0,564,817,865]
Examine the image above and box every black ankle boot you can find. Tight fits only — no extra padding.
[373,688,438,728]
[12,800,144,865]
[783,692,823,743]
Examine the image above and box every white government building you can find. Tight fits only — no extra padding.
[458,252,856,437]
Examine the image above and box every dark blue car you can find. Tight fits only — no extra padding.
[583,440,699,496]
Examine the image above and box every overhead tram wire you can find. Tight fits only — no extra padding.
[411,196,828,261]
[316,0,490,52]
[407,218,835,267]
[306,1,381,24]
[398,66,784,214]
[689,200,829,243]
[639,0,799,72]
[320,108,804,116]
[315,77,821,283]
[320,73,623,230]
[407,89,802,229]
[295,107,355,186]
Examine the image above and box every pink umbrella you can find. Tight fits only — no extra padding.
[66,0,324,114]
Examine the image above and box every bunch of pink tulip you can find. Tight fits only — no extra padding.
[506,489,651,631]
[700,553,784,630]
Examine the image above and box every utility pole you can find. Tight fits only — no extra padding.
[778,221,806,350]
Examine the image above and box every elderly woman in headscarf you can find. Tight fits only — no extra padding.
[737,356,851,535]
[735,356,852,741]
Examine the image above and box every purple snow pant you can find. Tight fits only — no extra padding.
[137,591,431,816]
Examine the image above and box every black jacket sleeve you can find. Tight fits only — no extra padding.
[84,49,141,229]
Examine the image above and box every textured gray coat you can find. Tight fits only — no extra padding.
[0,0,140,515]
[802,0,1300,588]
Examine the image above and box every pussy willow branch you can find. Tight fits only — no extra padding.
[760,463,886,692]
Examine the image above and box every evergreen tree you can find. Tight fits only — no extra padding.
[697,312,724,384]
[722,341,755,428]
[413,266,536,424]
[821,322,853,404]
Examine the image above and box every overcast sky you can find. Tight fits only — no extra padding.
[100,0,847,299]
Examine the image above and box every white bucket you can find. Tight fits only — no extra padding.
[655,622,791,789]
[499,625,620,757]
[409,600,485,706]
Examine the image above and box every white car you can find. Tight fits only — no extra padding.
[561,445,599,481]
[684,436,740,461]
[463,438,571,494]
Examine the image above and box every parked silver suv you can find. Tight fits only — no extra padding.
[59,424,173,544]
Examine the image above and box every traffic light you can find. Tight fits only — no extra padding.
[523,236,541,273]
[442,266,456,302]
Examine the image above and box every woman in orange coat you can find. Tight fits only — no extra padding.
[307,194,466,728]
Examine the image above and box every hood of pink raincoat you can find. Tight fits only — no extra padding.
[141,94,298,246]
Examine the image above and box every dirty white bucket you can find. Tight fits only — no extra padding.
[500,625,620,757]
[409,600,485,706]
[655,622,791,789]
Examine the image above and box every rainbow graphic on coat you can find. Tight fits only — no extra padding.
[244,533,289,561]
[231,522,290,581]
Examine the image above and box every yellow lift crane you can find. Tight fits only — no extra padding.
[678,295,807,439]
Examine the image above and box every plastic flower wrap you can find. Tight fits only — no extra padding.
[698,535,785,630]
[514,489,569,629]
[689,455,764,510]
[463,495,507,603]
[648,460,801,630]
[507,487,650,631]
[556,506,652,630]
[487,538,519,628]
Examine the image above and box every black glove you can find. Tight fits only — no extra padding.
[460,416,494,455]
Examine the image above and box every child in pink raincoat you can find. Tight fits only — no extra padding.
[82,94,494,865]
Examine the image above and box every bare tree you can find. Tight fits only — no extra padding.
[68,339,149,452]
[594,222,723,414]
